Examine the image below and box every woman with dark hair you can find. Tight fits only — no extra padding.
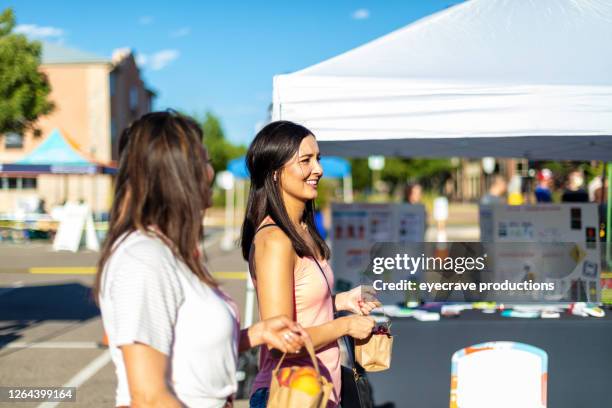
[241,121,380,408]
[95,111,306,408]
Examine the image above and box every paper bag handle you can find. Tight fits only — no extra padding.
[273,335,321,376]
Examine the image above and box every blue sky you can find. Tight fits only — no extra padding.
[7,0,464,145]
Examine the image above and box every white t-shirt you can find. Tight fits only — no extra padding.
[99,230,240,408]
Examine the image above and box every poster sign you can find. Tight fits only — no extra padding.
[479,204,600,302]
[331,203,426,301]
[53,203,100,252]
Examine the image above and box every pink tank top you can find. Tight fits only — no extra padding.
[249,217,341,407]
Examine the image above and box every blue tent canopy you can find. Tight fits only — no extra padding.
[320,157,351,179]
[227,157,250,179]
[15,129,92,166]
[1,129,116,175]
[227,156,351,179]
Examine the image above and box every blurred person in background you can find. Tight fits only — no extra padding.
[562,169,589,203]
[535,168,554,203]
[506,174,524,205]
[404,182,423,204]
[35,198,47,214]
[94,111,307,408]
[588,175,603,202]
[594,177,608,203]
[594,177,608,243]
[241,121,379,408]
[404,181,428,231]
[481,174,507,205]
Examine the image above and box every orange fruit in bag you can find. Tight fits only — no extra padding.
[289,367,321,396]
[277,367,293,387]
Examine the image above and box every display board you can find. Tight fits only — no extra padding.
[330,203,426,299]
[479,204,600,302]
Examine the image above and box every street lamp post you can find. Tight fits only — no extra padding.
[368,155,385,194]
[216,171,235,251]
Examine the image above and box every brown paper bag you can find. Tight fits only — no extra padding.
[267,339,333,408]
[355,333,393,372]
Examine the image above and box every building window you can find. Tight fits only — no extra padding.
[4,132,24,149]
[111,119,117,142]
[129,86,138,112]
[109,72,116,97]
[1,177,37,190]
[22,177,37,189]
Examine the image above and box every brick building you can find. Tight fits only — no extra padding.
[0,42,154,213]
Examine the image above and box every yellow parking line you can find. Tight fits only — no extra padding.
[213,271,247,280]
[30,267,96,274]
[29,267,247,280]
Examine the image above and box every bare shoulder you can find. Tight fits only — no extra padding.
[254,225,294,258]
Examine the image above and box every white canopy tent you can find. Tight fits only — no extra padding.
[272,0,612,160]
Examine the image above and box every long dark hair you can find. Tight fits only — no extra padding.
[241,120,330,261]
[93,111,217,301]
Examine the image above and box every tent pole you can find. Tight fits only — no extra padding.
[221,185,235,251]
[92,174,97,219]
[343,175,353,203]
[79,175,84,202]
[607,163,611,270]
[236,179,245,228]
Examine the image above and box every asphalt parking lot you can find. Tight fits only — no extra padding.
[0,234,252,408]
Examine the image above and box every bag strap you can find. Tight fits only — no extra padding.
[343,336,358,370]
[312,258,361,374]
[311,257,333,297]
[315,258,388,329]
[274,335,321,375]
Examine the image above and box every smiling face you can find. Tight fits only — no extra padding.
[279,135,323,202]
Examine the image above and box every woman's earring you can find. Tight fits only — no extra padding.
[273,172,277,182]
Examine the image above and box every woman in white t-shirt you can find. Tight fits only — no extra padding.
[94,111,306,408]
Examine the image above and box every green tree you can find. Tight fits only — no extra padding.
[350,157,453,192]
[199,111,246,173]
[401,158,453,191]
[349,158,371,191]
[0,8,54,137]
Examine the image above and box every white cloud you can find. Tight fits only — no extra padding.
[136,49,180,71]
[112,47,133,63]
[138,16,154,25]
[170,27,191,38]
[15,24,64,39]
[136,53,148,67]
[351,8,370,20]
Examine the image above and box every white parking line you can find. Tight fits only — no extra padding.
[5,341,101,349]
[37,350,111,408]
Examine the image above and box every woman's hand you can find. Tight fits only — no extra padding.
[341,315,376,340]
[336,285,381,315]
[248,315,307,354]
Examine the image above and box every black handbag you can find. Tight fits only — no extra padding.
[340,336,374,408]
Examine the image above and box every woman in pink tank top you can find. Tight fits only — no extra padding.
[240,121,380,408]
